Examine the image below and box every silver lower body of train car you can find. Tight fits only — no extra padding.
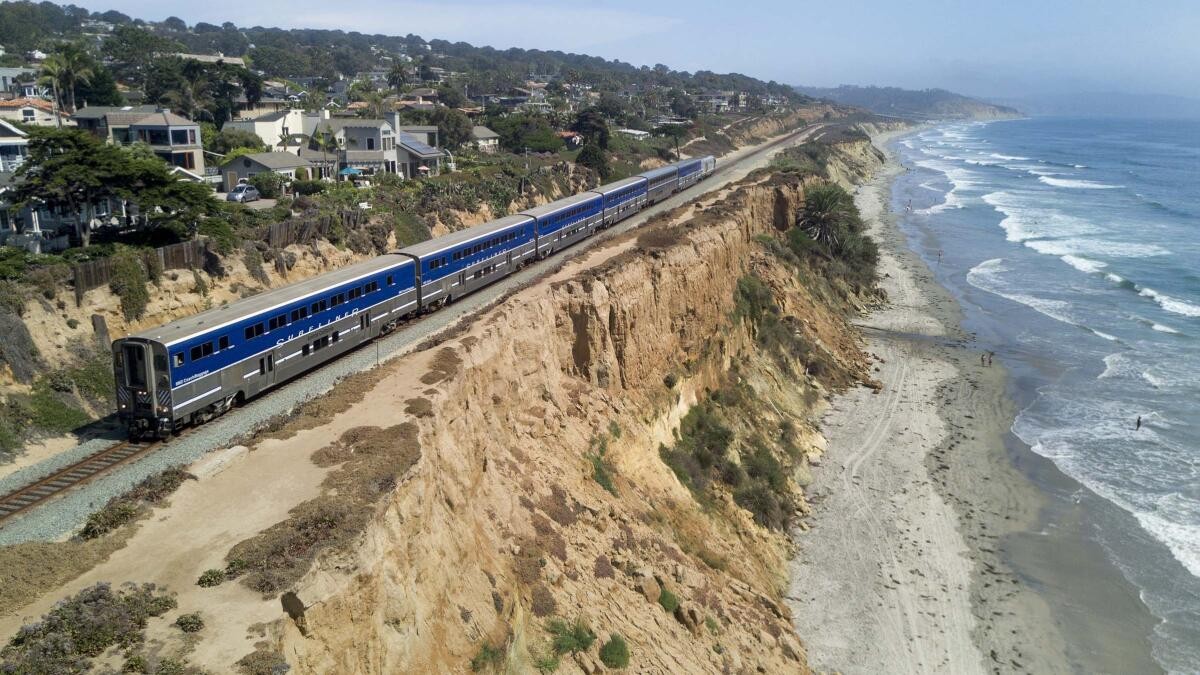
[156,285,420,437]
[417,240,538,309]
[534,212,604,258]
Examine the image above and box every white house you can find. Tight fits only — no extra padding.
[471,126,499,154]
[0,97,73,127]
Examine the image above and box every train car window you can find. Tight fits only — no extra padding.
[331,294,344,307]
[386,275,393,286]
[302,344,310,356]
[312,299,326,314]
[219,336,230,350]
[202,342,214,357]
[155,354,168,372]
[174,353,184,367]
[190,345,202,361]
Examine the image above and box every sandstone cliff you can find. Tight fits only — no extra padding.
[240,148,887,673]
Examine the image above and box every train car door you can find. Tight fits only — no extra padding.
[258,354,275,388]
[359,312,371,339]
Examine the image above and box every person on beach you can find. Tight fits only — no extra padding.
[1136,415,1142,430]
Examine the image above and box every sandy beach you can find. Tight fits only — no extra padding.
[784,132,1162,674]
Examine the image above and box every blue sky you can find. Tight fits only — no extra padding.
[76,0,1200,98]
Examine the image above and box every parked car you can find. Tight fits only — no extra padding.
[226,184,260,203]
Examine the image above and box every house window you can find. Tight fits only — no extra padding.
[171,129,190,145]
[366,137,376,151]
[171,152,195,170]
[22,108,34,122]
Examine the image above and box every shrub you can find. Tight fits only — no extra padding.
[174,612,204,633]
[80,501,139,539]
[28,381,90,433]
[0,279,27,316]
[0,583,175,672]
[155,658,187,675]
[599,634,630,669]
[588,452,618,496]
[198,217,238,255]
[546,618,595,655]
[530,583,557,617]
[191,269,208,296]
[66,318,80,329]
[663,372,678,389]
[470,642,504,672]
[235,648,289,675]
[248,172,284,199]
[108,249,150,321]
[123,654,149,672]
[532,650,560,674]
[292,179,326,196]
[196,569,225,587]
[657,588,679,613]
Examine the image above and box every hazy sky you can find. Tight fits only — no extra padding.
[74,0,1200,99]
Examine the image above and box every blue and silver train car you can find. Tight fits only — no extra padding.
[676,158,705,190]
[590,176,648,228]
[521,192,604,257]
[641,164,681,204]
[398,214,536,308]
[113,254,418,438]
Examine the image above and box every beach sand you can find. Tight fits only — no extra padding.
[785,133,1161,674]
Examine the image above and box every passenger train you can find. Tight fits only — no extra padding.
[113,156,717,438]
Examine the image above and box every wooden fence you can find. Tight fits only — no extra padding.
[72,239,208,306]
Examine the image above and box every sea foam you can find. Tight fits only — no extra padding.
[1138,288,1200,318]
[1039,176,1124,190]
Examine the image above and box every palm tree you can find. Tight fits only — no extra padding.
[797,183,856,249]
[39,46,94,117]
[166,74,214,122]
[386,63,410,93]
[312,124,338,180]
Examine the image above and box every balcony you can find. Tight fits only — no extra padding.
[0,156,26,172]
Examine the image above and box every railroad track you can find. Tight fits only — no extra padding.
[0,440,156,526]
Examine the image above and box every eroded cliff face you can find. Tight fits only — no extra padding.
[261,166,883,673]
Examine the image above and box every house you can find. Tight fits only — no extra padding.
[308,118,400,177]
[173,53,246,67]
[0,118,29,172]
[222,109,317,152]
[616,128,651,141]
[73,106,206,175]
[220,151,316,189]
[0,123,71,252]
[0,97,73,127]
[236,84,303,118]
[471,126,499,153]
[0,67,38,96]
[395,124,439,147]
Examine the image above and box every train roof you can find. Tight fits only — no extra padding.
[125,253,414,346]
[520,192,601,219]
[640,164,679,180]
[590,176,647,195]
[398,214,533,259]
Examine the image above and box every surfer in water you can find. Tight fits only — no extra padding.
[1136,415,1142,431]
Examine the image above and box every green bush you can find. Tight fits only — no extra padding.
[248,172,285,199]
[108,249,150,321]
[292,179,326,196]
[657,588,679,613]
[80,501,139,539]
[589,452,618,496]
[29,381,90,433]
[174,612,204,633]
[197,569,225,587]
[0,583,175,672]
[546,618,595,655]
[123,654,148,672]
[198,217,239,255]
[470,642,504,672]
[599,634,630,669]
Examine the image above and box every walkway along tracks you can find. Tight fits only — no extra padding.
[0,121,827,541]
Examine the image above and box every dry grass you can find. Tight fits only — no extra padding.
[419,348,462,385]
[0,533,134,615]
[225,423,421,595]
[259,366,393,441]
[530,583,557,617]
[404,398,434,418]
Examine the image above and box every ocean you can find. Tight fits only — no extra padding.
[891,117,1200,672]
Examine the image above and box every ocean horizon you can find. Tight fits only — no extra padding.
[891,117,1200,672]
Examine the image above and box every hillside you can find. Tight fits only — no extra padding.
[795,85,1020,121]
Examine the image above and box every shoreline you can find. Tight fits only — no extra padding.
[786,129,1160,673]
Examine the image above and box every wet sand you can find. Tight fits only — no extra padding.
[786,131,1161,674]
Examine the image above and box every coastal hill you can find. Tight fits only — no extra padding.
[796,84,1020,121]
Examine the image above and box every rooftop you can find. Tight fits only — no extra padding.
[222,151,313,170]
